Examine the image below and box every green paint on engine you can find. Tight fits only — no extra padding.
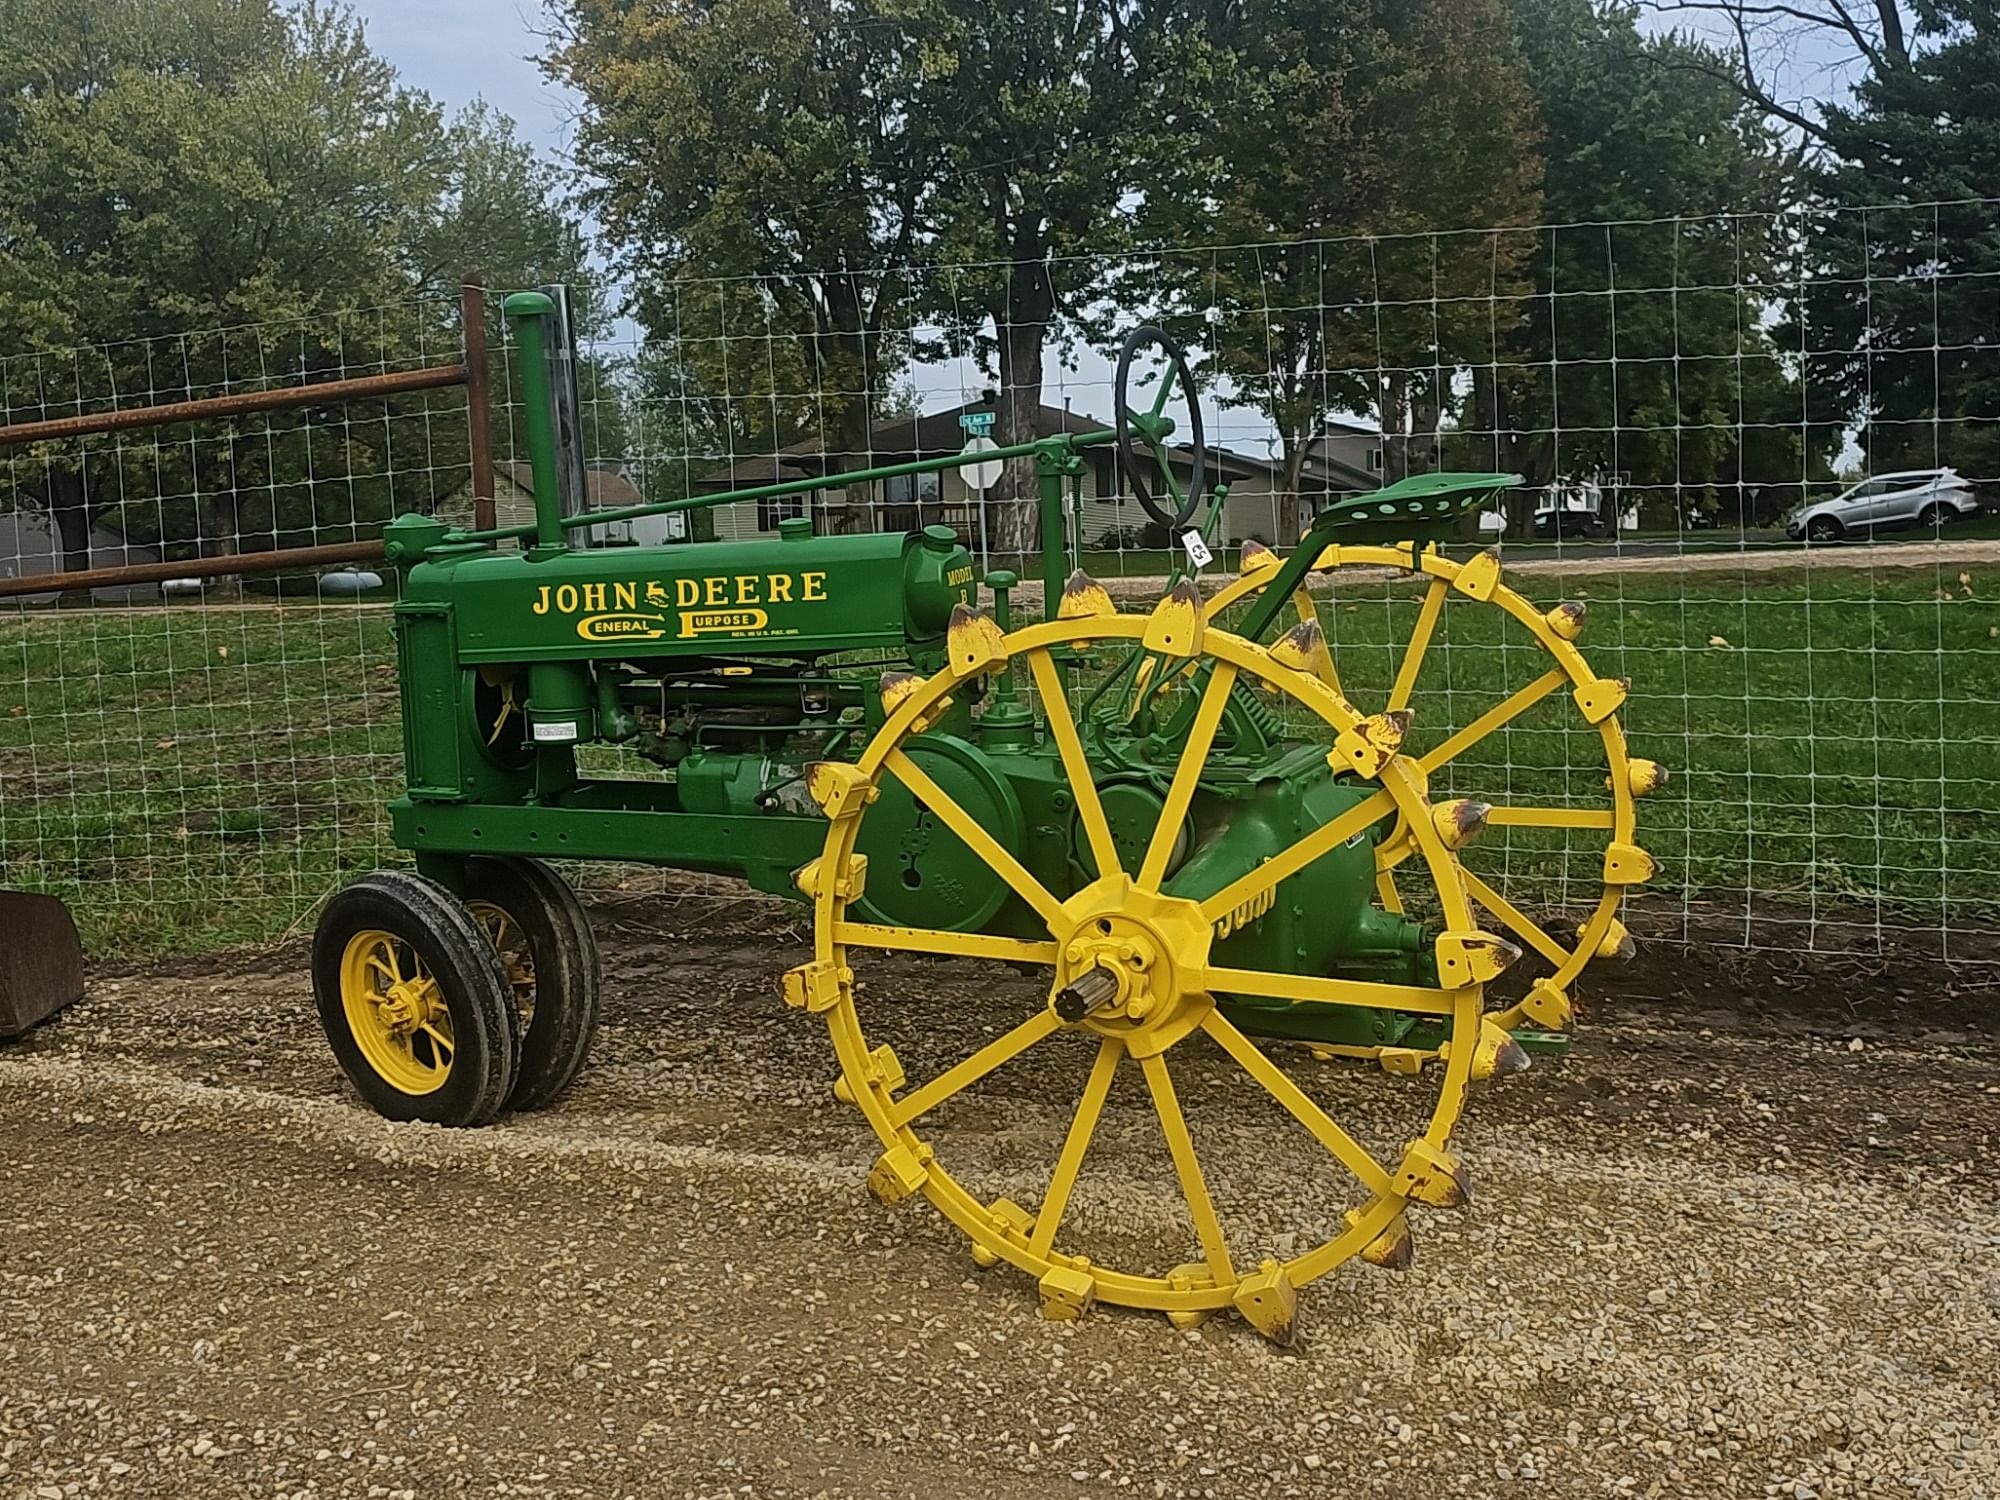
[374,291,1525,1053]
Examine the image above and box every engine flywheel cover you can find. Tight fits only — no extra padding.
[851,733,1023,933]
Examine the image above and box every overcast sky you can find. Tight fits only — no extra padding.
[345,1,578,161]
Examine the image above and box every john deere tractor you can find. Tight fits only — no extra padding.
[314,295,1659,1339]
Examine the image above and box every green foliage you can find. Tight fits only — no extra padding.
[0,0,583,564]
[547,0,926,477]
[1801,4,2000,485]
[894,0,1208,546]
[1150,0,1543,539]
[550,0,1222,544]
[1448,0,1815,522]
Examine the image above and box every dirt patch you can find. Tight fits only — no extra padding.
[4,897,1997,1500]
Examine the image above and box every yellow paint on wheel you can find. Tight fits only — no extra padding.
[339,929,453,1096]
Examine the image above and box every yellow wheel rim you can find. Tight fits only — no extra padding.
[794,599,1493,1336]
[1207,541,1661,1042]
[468,900,536,1025]
[339,929,454,1096]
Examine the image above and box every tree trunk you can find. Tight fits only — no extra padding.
[990,266,1053,561]
[1469,367,1556,539]
[1381,373,1444,484]
[1504,486,1540,540]
[828,396,874,535]
[1277,439,1306,546]
[199,462,244,601]
[47,467,93,607]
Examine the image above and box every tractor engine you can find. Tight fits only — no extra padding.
[383,512,1436,1055]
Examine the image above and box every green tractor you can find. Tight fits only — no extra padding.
[316,295,1659,1339]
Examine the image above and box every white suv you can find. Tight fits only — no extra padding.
[1786,468,1979,543]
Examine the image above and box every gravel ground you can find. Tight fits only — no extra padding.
[3,894,1997,1500]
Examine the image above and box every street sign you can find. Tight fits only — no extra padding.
[958,410,996,436]
[960,435,1004,492]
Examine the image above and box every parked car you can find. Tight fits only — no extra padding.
[1532,505,1607,540]
[1785,468,1980,543]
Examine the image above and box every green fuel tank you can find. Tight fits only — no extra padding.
[400,520,976,665]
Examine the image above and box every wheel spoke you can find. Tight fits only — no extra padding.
[1457,865,1571,970]
[1387,579,1448,713]
[1027,649,1122,880]
[1202,966,1456,1016]
[1138,1052,1236,1286]
[890,1009,1064,1127]
[1195,788,1395,925]
[366,955,397,985]
[1138,662,1239,890]
[1028,1036,1123,1256]
[1375,867,1405,913]
[885,748,1065,927]
[1201,1010,1394,1197]
[1484,804,1614,830]
[418,1023,454,1062]
[1417,668,1566,776]
[836,922,1058,967]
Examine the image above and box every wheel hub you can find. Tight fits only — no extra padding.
[1048,877,1213,1053]
[373,974,443,1037]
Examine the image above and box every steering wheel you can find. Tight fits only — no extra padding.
[1114,325,1206,532]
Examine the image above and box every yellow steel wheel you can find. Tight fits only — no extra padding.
[312,870,520,1127]
[469,900,537,1025]
[1207,540,1663,1047]
[790,594,1504,1339]
[339,929,454,1095]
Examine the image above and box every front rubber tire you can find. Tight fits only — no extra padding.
[1805,516,1843,544]
[313,871,520,1127]
[462,856,601,1111]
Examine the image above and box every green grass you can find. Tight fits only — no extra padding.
[0,606,403,957]
[2,560,1996,959]
[1259,564,2000,926]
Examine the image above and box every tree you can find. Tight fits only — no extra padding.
[0,0,582,581]
[549,0,1218,552]
[546,0,930,515]
[1632,0,1915,150]
[1789,6,2000,484]
[1448,0,1807,531]
[1152,0,1542,543]
[890,0,1210,552]
[1627,5,2000,489]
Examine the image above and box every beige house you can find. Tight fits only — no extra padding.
[440,462,659,543]
[1308,420,1386,486]
[691,403,1381,550]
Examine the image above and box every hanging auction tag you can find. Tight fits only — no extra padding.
[1179,529,1213,569]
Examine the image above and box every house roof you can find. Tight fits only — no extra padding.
[503,461,644,510]
[1314,415,1381,437]
[694,401,1381,496]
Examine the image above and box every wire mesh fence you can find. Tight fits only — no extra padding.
[0,294,468,953]
[2,204,1996,966]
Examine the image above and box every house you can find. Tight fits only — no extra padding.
[690,402,1384,549]
[0,510,162,603]
[1307,418,1387,487]
[439,462,671,544]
